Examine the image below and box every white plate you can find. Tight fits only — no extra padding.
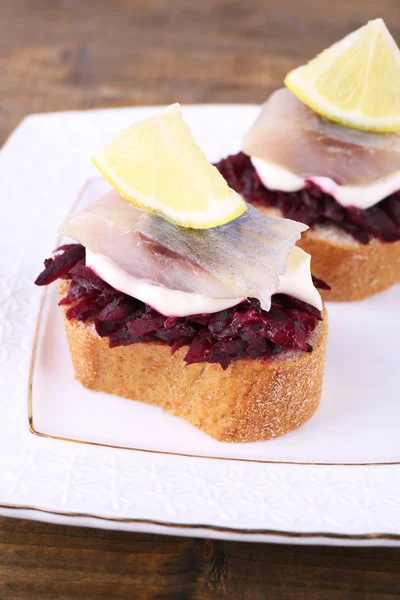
[1,105,400,546]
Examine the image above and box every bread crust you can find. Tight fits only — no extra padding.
[60,281,328,443]
[254,204,400,302]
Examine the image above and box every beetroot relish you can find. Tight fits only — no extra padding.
[214,152,400,245]
[35,244,323,369]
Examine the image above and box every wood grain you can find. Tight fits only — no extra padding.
[2,0,400,598]
[1,0,400,146]
[2,518,400,600]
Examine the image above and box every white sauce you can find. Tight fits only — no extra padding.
[277,246,322,310]
[251,156,400,210]
[86,246,322,317]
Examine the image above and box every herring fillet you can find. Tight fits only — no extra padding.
[61,191,239,300]
[244,88,400,186]
[61,190,307,310]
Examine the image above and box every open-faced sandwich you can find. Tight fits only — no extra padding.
[216,19,400,302]
[35,104,327,442]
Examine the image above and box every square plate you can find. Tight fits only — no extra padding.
[1,105,400,546]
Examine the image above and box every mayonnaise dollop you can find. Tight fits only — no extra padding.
[86,246,322,316]
[251,156,400,210]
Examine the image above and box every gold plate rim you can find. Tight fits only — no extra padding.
[1,501,399,541]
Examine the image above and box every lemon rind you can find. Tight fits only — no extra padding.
[284,18,400,133]
[92,152,248,229]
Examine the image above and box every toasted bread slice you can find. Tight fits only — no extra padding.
[60,280,328,443]
[255,204,400,302]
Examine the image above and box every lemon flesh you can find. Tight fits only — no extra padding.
[285,18,400,132]
[92,104,247,229]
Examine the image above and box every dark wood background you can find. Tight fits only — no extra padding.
[1,0,400,598]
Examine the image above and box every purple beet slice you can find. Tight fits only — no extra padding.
[214,152,400,244]
[35,244,322,369]
[312,275,331,291]
[35,244,85,285]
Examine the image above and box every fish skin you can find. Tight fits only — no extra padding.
[244,88,400,186]
[60,190,306,311]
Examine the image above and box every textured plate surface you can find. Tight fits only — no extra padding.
[1,105,400,545]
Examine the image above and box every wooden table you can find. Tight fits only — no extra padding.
[1,1,400,597]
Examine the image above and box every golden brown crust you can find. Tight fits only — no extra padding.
[298,232,400,302]
[254,204,400,302]
[60,281,328,443]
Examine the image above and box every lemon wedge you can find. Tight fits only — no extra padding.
[285,18,400,132]
[92,104,247,228]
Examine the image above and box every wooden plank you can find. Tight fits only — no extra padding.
[1,518,400,599]
[1,0,399,144]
